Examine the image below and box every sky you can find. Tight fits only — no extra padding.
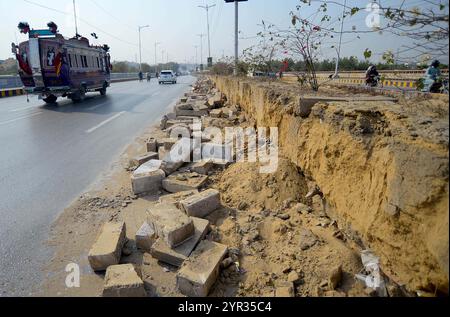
[0,0,448,64]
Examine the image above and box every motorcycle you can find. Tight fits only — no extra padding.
[420,77,449,94]
[365,75,381,87]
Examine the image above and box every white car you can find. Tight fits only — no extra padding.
[159,70,177,84]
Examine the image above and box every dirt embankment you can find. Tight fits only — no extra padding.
[211,76,449,294]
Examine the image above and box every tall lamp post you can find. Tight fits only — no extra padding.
[138,25,150,72]
[198,3,216,67]
[225,0,248,75]
[154,41,161,73]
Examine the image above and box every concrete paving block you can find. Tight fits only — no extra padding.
[176,240,228,297]
[180,189,221,218]
[188,160,214,175]
[159,190,199,207]
[146,138,158,153]
[130,152,158,167]
[162,173,209,193]
[102,264,146,297]
[135,222,157,252]
[88,222,127,271]
[131,160,165,195]
[150,217,210,267]
[147,203,195,248]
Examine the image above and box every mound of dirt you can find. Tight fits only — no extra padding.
[218,158,309,212]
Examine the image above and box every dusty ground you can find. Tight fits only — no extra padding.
[37,77,446,297]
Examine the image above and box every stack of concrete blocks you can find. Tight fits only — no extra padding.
[87,222,148,297]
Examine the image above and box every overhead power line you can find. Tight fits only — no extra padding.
[22,0,138,47]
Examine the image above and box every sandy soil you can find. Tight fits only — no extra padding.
[36,77,425,297]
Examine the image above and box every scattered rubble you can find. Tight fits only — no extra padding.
[41,75,446,298]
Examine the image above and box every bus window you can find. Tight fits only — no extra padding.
[75,55,79,68]
[68,54,72,68]
[96,57,100,69]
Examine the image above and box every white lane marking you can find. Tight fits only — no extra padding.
[0,111,43,126]
[87,101,109,111]
[85,111,126,134]
[9,105,36,113]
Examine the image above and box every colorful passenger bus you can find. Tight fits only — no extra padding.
[12,22,112,104]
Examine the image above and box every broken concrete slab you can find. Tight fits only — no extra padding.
[162,172,209,193]
[188,160,214,175]
[102,264,147,297]
[147,203,195,248]
[180,189,221,218]
[159,190,199,207]
[176,240,228,297]
[135,222,157,252]
[131,160,165,195]
[150,217,210,267]
[130,152,159,167]
[146,138,158,153]
[88,222,127,271]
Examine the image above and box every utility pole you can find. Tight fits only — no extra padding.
[194,45,198,66]
[138,25,150,72]
[333,0,346,78]
[198,3,216,67]
[73,0,79,37]
[225,0,248,75]
[197,33,205,69]
[154,41,161,72]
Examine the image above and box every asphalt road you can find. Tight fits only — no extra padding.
[0,76,195,296]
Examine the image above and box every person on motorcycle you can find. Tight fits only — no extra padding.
[421,60,442,93]
[365,65,380,86]
[146,72,151,82]
[138,71,143,82]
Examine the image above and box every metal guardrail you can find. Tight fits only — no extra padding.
[0,73,139,90]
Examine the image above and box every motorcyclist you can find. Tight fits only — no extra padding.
[365,65,380,86]
[421,60,442,92]
[138,71,143,82]
[146,72,151,82]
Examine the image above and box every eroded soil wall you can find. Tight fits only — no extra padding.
[211,76,449,294]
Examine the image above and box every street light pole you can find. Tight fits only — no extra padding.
[138,25,149,73]
[198,4,216,66]
[225,0,248,75]
[197,34,205,68]
[154,41,161,72]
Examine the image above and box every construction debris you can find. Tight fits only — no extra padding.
[176,240,228,297]
[147,203,195,248]
[102,264,147,297]
[88,222,127,271]
[180,189,221,218]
